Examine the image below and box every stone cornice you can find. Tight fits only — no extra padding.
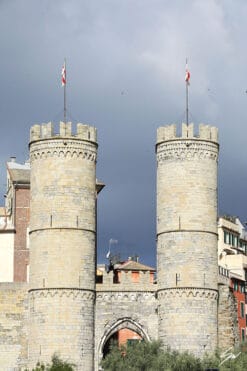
[156,140,218,163]
[96,291,156,301]
[157,287,218,300]
[30,139,97,162]
[28,288,95,300]
[157,229,218,237]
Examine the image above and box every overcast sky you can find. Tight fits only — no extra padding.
[0,0,247,266]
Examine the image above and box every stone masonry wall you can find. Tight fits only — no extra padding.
[158,288,218,355]
[0,283,28,370]
[156,123,219,356]
[14,187,30,282]
[218,284,239,350]
[28,289,95,369]
[28,122,97,370]
[95,270,158,370]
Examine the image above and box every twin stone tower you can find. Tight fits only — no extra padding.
[28,121,219,369]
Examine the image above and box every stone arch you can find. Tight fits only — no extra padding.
[97,317,151,367]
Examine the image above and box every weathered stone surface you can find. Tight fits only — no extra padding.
[156,123,219,357]
[0,121,242,370]
[218,284,239,350]
[28,122,97,370]
[0,283,28,370]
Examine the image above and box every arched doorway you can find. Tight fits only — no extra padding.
[102,331,118,358]
[102,327,142,358]
[98,317,150,363]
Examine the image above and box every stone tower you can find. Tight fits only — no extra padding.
[156,123,219,356]
[28,122,97,370]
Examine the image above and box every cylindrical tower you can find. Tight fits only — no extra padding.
[28,122,97,370]
[156,123,219,356]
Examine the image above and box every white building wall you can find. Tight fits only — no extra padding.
[0,231,14,282]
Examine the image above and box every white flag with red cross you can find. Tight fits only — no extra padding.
[185,61,190,85]
[61,61,66,86]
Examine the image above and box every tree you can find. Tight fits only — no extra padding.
[101,340,204,371]
[101,340,247,371]
[31,354,74,371]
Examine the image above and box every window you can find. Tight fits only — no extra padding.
[234,281,238,291]
[131,271,139,283]
[96,275,103,284]
[26,265,29,282]
[241,328,245,342]
[224,231,230,244]
[240,302,245,318]
[223,230,241,248]
[113,271,121,284]
[26,227,30,249]
[239,240,247,254]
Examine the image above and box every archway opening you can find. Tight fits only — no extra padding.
[102,332,118,358]
[102,328,143,358]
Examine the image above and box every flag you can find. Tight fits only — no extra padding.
[61,61,66,86]
[185,61,190,85]
[109,238,118,244]
[106,238,118,259]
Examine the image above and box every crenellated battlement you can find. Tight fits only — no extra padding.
[30,121,97,143]
[157,123,218,144]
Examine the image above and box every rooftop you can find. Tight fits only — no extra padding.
[115,260,155,272]
[7,160,30,184]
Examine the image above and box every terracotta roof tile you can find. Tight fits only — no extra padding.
[116,260,155,271]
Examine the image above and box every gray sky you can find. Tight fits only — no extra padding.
[1,0,247,266]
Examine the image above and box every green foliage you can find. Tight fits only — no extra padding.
[27,340,247,371]
[31,361,46,371]
[48,354,74,371]
[101,340,205,371]
[31,354,74,371]
[217,341,247,371]
[101,340,247,370]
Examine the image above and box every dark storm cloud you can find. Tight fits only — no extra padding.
[1,0,247,265]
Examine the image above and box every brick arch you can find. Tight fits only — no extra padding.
[97,317,150,366]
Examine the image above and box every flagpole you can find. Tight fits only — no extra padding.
[186,77,189,126]
[64,58,66,124]
[185,58,189,126]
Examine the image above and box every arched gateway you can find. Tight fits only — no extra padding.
[98,317,151,365]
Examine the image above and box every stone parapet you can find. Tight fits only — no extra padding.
[157,123,218,144]
[30,122,97,143]
[156,123,219,165]
[96,270,156,292]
